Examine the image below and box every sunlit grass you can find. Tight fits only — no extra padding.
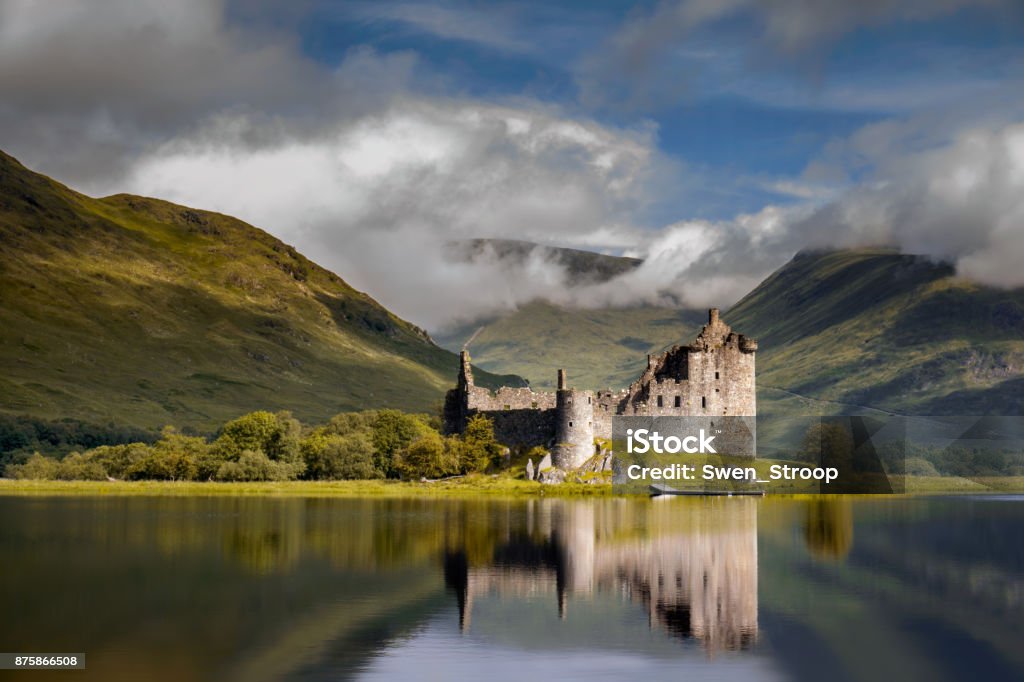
[0,476,613,498]
[2,474,1020,498]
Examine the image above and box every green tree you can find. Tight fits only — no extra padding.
[212,411,305,478]
[902,457,940,477]
[4,452,59,479]
[87,443,153,480]
[371,410,432,478]
[323,410,378,437]
[460,414,504,473]
[328,433,381,480]
[799,421,854,468]
[302,432,381,480]
[126,426,207,480]
[56,452,108,481]
[396,431,460,480]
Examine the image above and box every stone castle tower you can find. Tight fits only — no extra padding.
[554,369,595,470]
[443,308,757,469]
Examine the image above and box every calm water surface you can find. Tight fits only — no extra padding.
[0,495,1021,681]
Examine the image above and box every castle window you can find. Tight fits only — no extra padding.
[657,395,663,407]
[569,421,573,427]
[674,396,681,408]
[701,396,706,409]
[715,371,720,380]
[715,388,720,393]
[588,396,592,404]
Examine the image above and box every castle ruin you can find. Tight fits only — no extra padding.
[444,308,757,469]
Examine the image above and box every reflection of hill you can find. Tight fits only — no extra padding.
[758,497,1024,681]
[445,499,759,654]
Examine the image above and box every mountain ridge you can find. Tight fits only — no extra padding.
[437,243,1024,416]
[0,149,521,430]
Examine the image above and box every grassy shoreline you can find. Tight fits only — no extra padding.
[0,476,614,498]
[0,475,1021,498]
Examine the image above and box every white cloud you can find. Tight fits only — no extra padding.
[4,0,1022,337]
[112,98,670,329]
[798,121,1024,288]
[349,2,535,54]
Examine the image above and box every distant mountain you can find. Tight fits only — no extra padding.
[437,238,687,390]
[727,248,1024,415]
[438,245,1024,416]
[450,238,642,286]
[0,150,521,430]
[434,302,706,390]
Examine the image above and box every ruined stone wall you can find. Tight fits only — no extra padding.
[484,408,557,449]
[620,309,756,419]
[625,347,756,417]
[444,309,757,462]
[444,350,560,447]
[593,389,626,440]
[466,385,557,412]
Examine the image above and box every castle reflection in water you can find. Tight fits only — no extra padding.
[444,498,759,653]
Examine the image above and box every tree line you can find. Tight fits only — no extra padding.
[4,410,504,482]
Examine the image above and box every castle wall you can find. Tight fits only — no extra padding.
[444,309,758,464]
[624,347,756,417]
[466,385,557,412]
[593,390,626,440]
[484,408,557,449]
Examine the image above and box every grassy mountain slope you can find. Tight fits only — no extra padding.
[726,248,1024,415]
[437,246,1023,416]
[434,302,706,390]
[0,150,519,430]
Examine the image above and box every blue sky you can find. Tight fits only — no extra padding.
[288,0,1024,218]
[2,0,1023,327]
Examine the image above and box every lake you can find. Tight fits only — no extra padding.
[0,495,1021,681]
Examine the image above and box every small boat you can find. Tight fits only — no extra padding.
[649,483,765,497]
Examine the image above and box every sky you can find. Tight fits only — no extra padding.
[2,0,1023,330]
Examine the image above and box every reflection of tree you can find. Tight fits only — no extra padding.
[804,498,853,561]
[800,421,854,466]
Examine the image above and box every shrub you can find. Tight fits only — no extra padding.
[902,457,940,477]
[302,432,380,480]
[215,449,302,482]
[87,443,153,480]
[4,452,59,479]
[56,452,108,481]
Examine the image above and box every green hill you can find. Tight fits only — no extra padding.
[436,240,704,390]
[727,248,1024,415]
[435,302,705,390]
[0,150,520,430]
[436,247,1024,416]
